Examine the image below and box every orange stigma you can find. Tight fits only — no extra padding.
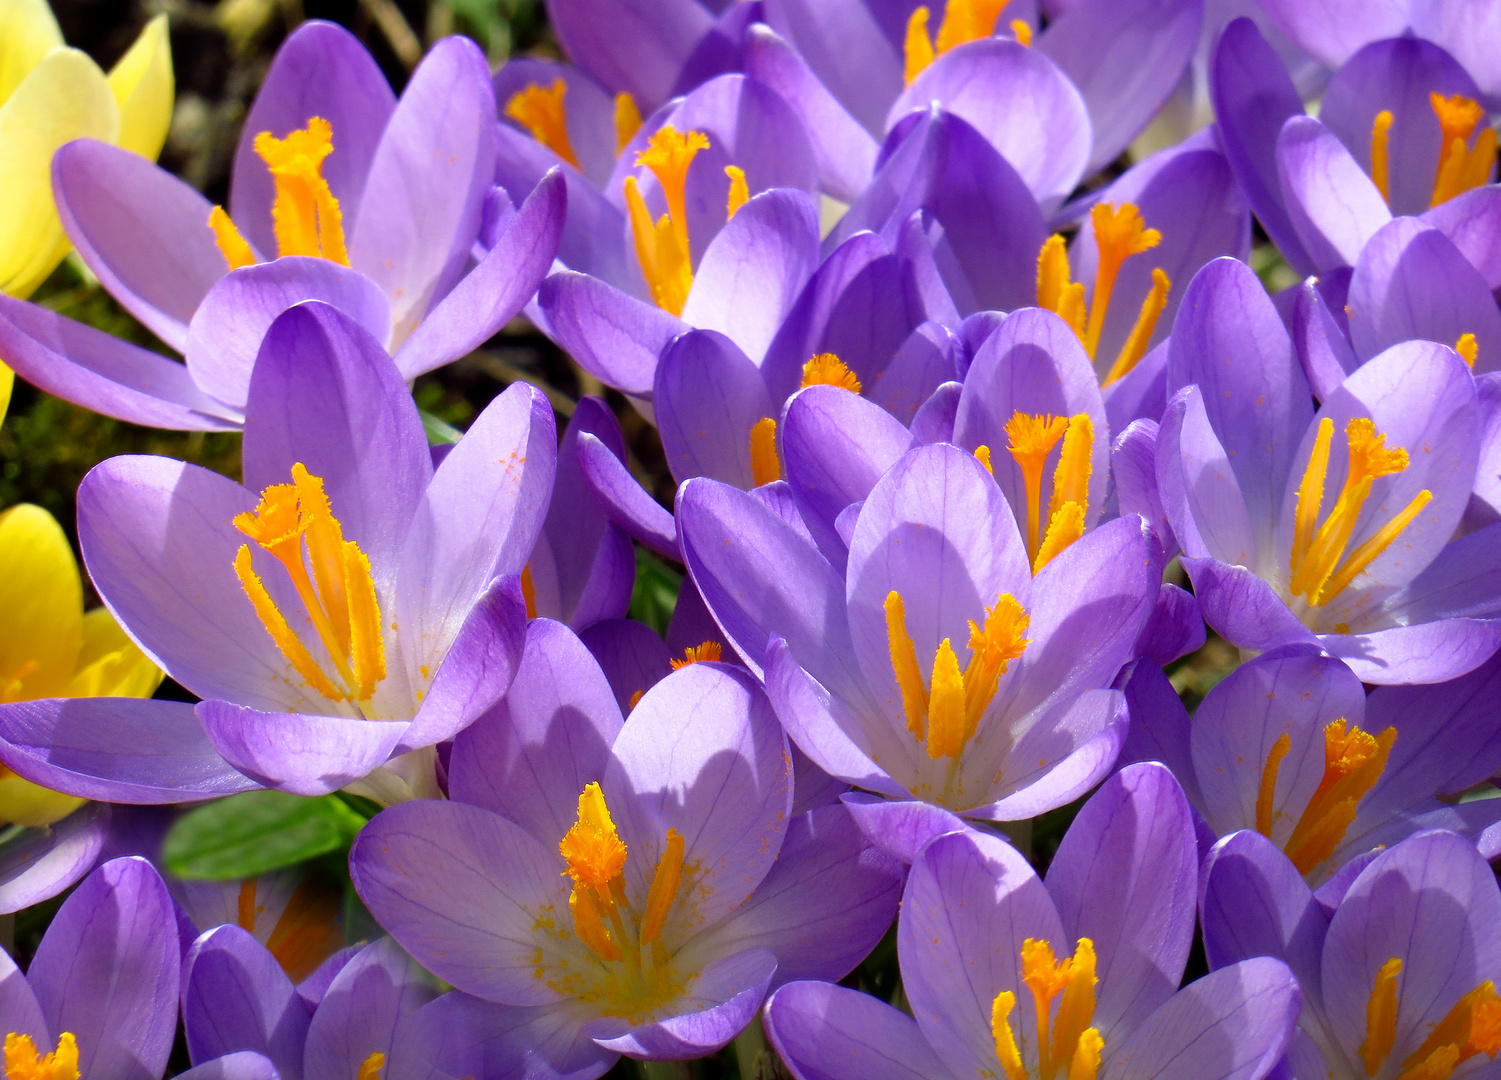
[671,641,722,669]
[1019,938,1103,1080]
[3,1034,79,1080]
[624,126,711,315]
[505,79,580,168]
[1005,412,1093,571]
[800,353,862,393]
[613,92,643,155]
[749,416,781,487]
[1430,92,1497,207]
[1359,957,1501,1080]
[903,0,1012,84]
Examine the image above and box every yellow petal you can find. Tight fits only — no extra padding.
[0,0,63,105]
[0,47,118,298]
[0,769,84,828]
[108,13,172,160]
[0,363,12,425]
[67,607,162,698]
[0,504,83,699]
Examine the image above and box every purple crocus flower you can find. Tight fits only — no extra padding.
[1121,647,1501,885]
[677,441,1157,860]
[181,932,439,1080]
[349,621,900,1072]
[0,302,552,804]
[1201,827,1501,1080]
[0,20,565,433]
[766,763,1302,1080]
[1157,256,1501,684]
[0,856,179,1080]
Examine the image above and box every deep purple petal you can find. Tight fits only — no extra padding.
[182,926,307,1080]
[537,270,688,396]
[1181,557,1316,653]
[765,980,957,1080]
[576,432,679,559]
[303,937,437,1080]
[197,702,407,797]
[1291,276,1358,401]
[394,993,614,1080]
[545,0,713,112]
[654,330,776,488]
[1421,185,1501,290]
[577,618,673,716]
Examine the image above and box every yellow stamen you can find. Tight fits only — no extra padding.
[1255,732,1291,838]
[569,880,623,962]
[3,1033,79,1080]
[1456,333,1478,368]
[725,165,749,220]
[1048,415,1092,524]
[800,353,862,393]
[1010,19,1032,47]
[237,879,258,932]
[749,416,781,487]
[1070,1029,1103,1080]
[1084,203,1161,359]
[886,591,930,742]
[962,595,1029,737]
[903,8,936,85]
[1036,234,1087,340]
[1283,719,1396,875]
[991,990,1028,1080]
[263,874,343,983]
[521,564,538,619]
[505,80,580,168]
[1371,110,1394,205]
[559,782,628,897]
[671,641,722,669]
[614,92,643,155]
[356,1052,384,1080]
[925,638,967,759]
[233,464,385,704]
[252,117,350,264]
[636,126,709,257]
[1005,412,1070,559]
[627,689,644,710]
[1400,980,1501,1078]
[1022,938,1100,1080]
[623,127,710,315]
[1363,958,1402,1076]
[209,206,256,270]
[975,445,993,474]
[1034,502,1085,573]
[1289,417,1428,606]
[1430,93,1495,207]
[903,0,1007,83]
[1103,267,1170,386]
[639,828,684,945]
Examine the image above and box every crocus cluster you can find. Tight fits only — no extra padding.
[1,0,1501,1077]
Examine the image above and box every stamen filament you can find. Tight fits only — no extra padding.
[725,165,749,219]
[1363,958,1402,1076]
[749,417,781,487]
[1430,92,1493,207]
[886,592,930,742]
[640,828,684,945]
[1283,720,1396,875]
[209,206,256,270]
[926,639,967,759]
[1371,110,1393,205]
[1103,267,1170,386]
[1084,204,1161,359]
[1005,412,1070,560]
[991,990,1028,1080]
[1255,733,1291,838]
[1400,980,1501,1077]
[356,1052,385,1080]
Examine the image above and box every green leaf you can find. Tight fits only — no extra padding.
[420,408,464,446]
[162,790,368,881]
[629,547,682,636]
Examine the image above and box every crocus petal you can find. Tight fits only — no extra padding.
[304,937,437,1080]
[1181,557,1317,653]
[1135,582,1205,666]
[1156,386,1258,568]
[394,992,614,1080]
[867,321,960,426]
[1347,218,1501,372]
[577,432,679,559]
[397,382,555,679]
[197,702,409,797]
[350,799,577,1007]
[759,0,901,135]
[577,618,673,716]
[31,856,179,1080]
[602,663,792,946]
[1099,957,1300,1080]
[889,40,1090,214]
[0,0,62,102]
[974,689,1130,821]
[348,36,497,346]
[104,13,173,159]
[1210,18,1316,276]
[1253,0,1407,69]
[494,59,616,186]
[1318,620,1501,686]
[0,941,45,1045]
[545,0,713,113]
[0,804,108,914]
[51,139,226,352]
[537,270,688,396]
[680,802,902,988]
[174,1053,282,1080]
[229,20,395,258]
[655,329,777,489]
[182,926,307,1080]
[240,301,430,592]
[449,618,623,842]
[393,169,567,379]
[765,980,958,1080]
[1291,276,1358,401]
[1278,116,1392,273]
[1046,762,1197,1043]
[1117,660,1201,804]
[0,698,261,804]
[838,792,968,865]
[0,295,241,430]
[1421,185,1501,290]
[1375,521,1501,625]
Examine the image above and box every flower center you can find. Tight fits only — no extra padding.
[1368,92,1497,208]
[885,590,1030,764]
[505,80,580,168]
[985,411,1092,573]
[3,1034,78,1080]
[747,354,863,488]
[1254,718,1396,876]
[991,938,1103,1080]
[233,463,386,707]
[801,352,862,393]
[671,641,721,669]
[209,117,351,270]
[1360,957,1501,1079]
[1036,203,1170,387]
[1288,417,1432,609]
[558,783,687,1014]
[903,2,1031,84]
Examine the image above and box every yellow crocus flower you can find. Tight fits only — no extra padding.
[0,504,162,826]
[0,0,174,307]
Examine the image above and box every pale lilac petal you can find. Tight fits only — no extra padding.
[838,792,967,865]
[577,432,679,559]
[759,0,901,134]
[974,690,1130,821]
[395,993,613,1080]
[545,0,713,112]
[1253,0,1407,69]
[1291,277,1358,401]
[1156,385,1258,568]
[1181,557,1317,653]
[0,804,108,914]
[537,270,687,396]
[765,980,958,1080]
[1277,116,1392,273]
[197,702,408,797]
[304,937,437,1080]
[175,1052,282,1080]
[1421,186,1501,290]
[654,330,777,488]
[1318,620,1501,686]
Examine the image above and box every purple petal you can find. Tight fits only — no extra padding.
[449,618,623,842]
[182,926,307,1080]
[1318,619,1501,685]
[681,802,902,988]
[1181,557,1317,653]
[393,169,566,378]
[1291,276,1358,401]
[1421,185,1501,290]
[545,0,713,112]
[1155,386,1258,568]
[348,37,498,346]
[0,295,240,431]
[1116,660,1200,804]
[537,270,688,396]
[304,937,436,1080]
[230,20,395,258]
[0,945,45,1045]
[1253,0,1407,69]
[0,698,260,804]
[867,321,960,426]
[1112,418,1175,556]
[1099,957,1300,1080]
[838,792,967,865]
[765,980,958,1080]
[1134,582,1205,666]
[975,689,1130,821]
[655,330,777,488]
[198,702,408,796]
[1277,116,1392,273]
[174,1052,282,1080]
[394,993,615,1080]
[577,618,673,716]
[350,799,573,1006]
[0,804,109,914]
[577,432,679,559]
[1046,762,1197,1042]
[32,856,179,1080]
[1347,218,1501,372]
[52,139,227,352]
[759,0,901,134]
